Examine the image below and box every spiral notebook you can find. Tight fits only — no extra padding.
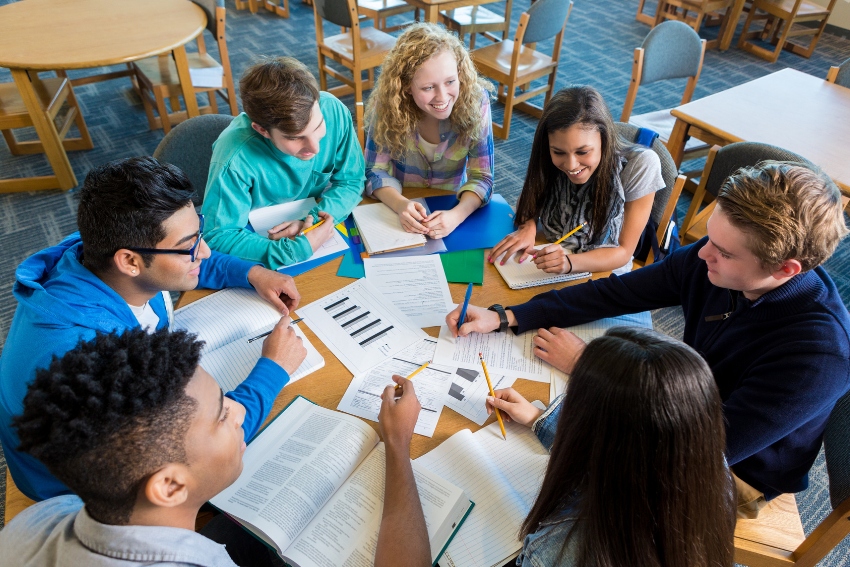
[494,247,591,289]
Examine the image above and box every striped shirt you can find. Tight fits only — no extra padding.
[364,92,494,205]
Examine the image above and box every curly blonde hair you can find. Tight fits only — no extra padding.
[365,23,492,159]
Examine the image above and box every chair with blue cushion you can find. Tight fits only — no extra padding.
[620,21,709,164]
[827,57,850,89]
[152,114,235,207]
[734,389,850,566]
[470,0,573,140]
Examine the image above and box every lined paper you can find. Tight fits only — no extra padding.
[352,203,426,254]
[494,246,590,289]
[415,411,549,567]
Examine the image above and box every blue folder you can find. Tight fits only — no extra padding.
[424,193,515,253]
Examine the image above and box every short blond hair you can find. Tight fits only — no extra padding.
[717,161,848,271]
[364,23,492,159]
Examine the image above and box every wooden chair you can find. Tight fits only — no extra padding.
[655,0,734,49]
[5,469,35,524]
[471,0,573,140]
[826,57,849,88]
[738,0,838,63]
[313,0,396,148]
[440,0,514,50]
[621,21,709,167]
[133,0,238,134]
[637,0,662,25]
[0,71,93,193]
[235,0,290,17]
[680,142,811,245]
[616,123,687,267]
[735,390,850,566]
[358,0,419,33]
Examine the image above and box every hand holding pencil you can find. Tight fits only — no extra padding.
[479,352,507,440]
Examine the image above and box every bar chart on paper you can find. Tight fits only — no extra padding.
[297,279,427,375]
[446,367,517,426]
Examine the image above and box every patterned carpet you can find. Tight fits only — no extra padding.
[1,0,849,562]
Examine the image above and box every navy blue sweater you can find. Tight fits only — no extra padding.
[510,238,850,499]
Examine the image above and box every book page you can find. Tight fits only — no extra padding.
[249,198,317,235]
[414,414,550,567]
[296,279,427,376]
[285,443,470,567]
[352,202,426,254]
[337,338,449,437]
[563,311,653,343]
[209,398,380,555]
[201,323,324,392]
[364,255,454,328]
[433,324,551,383]
[173,287,280,352]
[493,247,590,290]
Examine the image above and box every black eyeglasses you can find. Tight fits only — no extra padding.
[126,214,205,262]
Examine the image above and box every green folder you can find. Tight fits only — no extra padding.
[440,249,485,285]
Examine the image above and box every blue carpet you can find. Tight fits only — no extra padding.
[1,1,849,561]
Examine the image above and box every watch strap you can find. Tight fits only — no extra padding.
[488,304,509,333]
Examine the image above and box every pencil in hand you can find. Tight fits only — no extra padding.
[299,218,325,236]
[395,361,430,390]
[479,352,507,440]
[247,318,303,343]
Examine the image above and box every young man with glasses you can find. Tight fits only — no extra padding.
[0,157,308,502]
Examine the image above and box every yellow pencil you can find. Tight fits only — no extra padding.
[299,218,326,236]
[479,352,507,440]
[552,222,586,246]
[395,361,430,390]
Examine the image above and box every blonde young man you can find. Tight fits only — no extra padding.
[450,162,850,518]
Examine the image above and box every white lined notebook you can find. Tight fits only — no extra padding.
[494,246,591,289]
[414,403,549,567]
[173,288,324,391]
[352,202,426,254]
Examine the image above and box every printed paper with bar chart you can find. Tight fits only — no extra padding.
[296,279,427,375]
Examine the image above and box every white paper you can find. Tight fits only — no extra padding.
[414,405,549,567]
[494,246,591,290]
[564,311,654,342]
[445,366,516,426]
[352,202,426,254]
[433,325,551,383]
[364,255,453,328]
[550,368,569,401]
[337,338,450,437]
[189,65,223,88]
[296,279,428,376]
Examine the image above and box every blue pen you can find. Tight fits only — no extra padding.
[458,282,473,327]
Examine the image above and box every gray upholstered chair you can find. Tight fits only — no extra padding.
[734,389,850,565]
[152,114,235,207]
[471,0,573,140]
[680,141,812,245]
[621,21,708,160]
[615,122,687,266]
[133,0,238,134]
[827,58,850,88]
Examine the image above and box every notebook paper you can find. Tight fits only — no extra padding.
[352,202,426,254]
[494,247,591,290]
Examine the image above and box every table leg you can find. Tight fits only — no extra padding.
[9,69,77,190]
[422,4,439,22]
[172,45,201,118]
[665,118,688,167]
[718,0,747,51]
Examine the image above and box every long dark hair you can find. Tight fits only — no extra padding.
[521,327,735,567]
[515,86,622,241]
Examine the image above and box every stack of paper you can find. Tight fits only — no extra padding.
[189,63,223,88]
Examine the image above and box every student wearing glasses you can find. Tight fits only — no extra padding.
[0,156,307,502]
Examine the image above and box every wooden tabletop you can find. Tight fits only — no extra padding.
[402,0,502,23]
[670,68,850,194]
[179,190,605,459]
[0,0,206,70]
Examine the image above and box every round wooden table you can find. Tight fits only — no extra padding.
[0,0,207,192]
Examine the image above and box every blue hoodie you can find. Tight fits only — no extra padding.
[0,234,290,501]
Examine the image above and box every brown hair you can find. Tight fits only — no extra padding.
[364,22,491,159]
[240,56,319,134]
[717,161,849,271]
[521,327,735,567]
[514,86,623,242]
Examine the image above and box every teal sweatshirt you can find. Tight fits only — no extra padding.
[203,92,365,268]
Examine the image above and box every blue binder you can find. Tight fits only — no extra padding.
[423,193,515,253]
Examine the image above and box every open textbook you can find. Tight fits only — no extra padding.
[209,397,473,567]
[352,202,427,254]
[172,288,324,391]
[494,246,591,289]
[415,405,550,567]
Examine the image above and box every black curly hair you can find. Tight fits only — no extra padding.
[77,156,196,273]
[14,328,203,525]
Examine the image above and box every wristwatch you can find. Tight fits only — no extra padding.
[488,304,509,333]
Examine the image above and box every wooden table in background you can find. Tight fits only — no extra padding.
[666,68,850,197]
[180,189,606,458]
[403,0,500,24]
[0,0,207,191]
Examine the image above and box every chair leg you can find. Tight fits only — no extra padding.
[154,89,173,134]
[60,72,93,150]
[499,86,516,140]
[317,51,328,92]
[2,130,24,155]
[208,91,218,114]
[354,69,365,149]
